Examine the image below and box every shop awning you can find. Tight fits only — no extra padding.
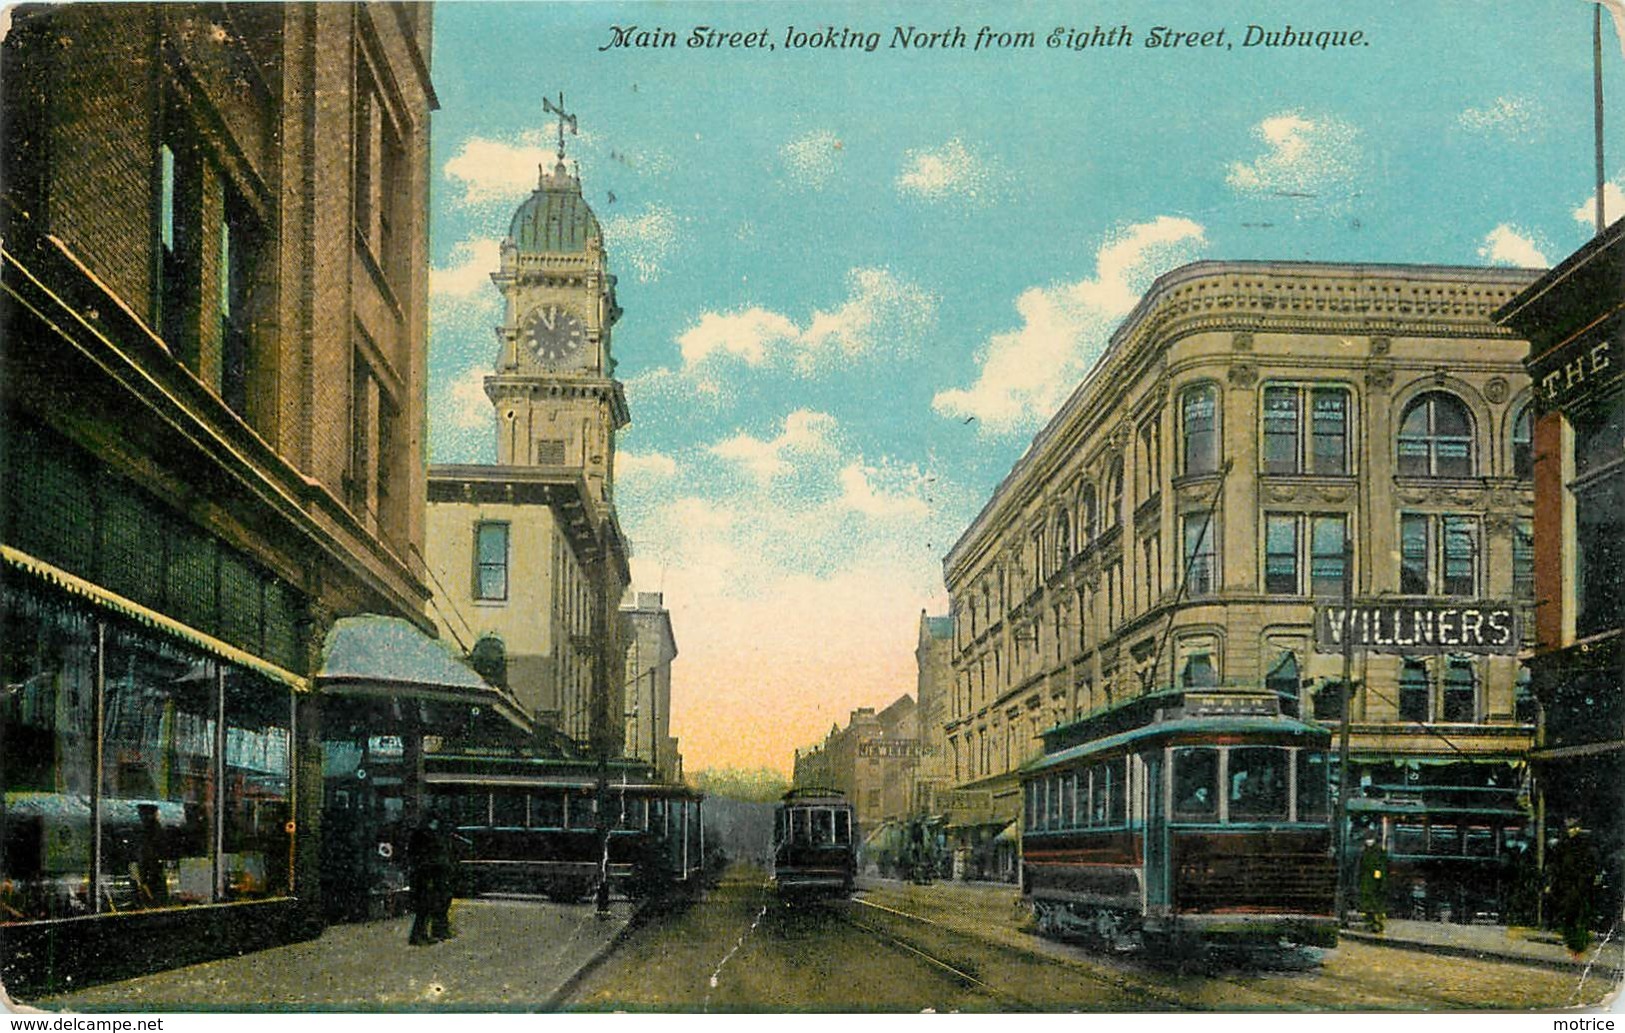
[317,616,530,734]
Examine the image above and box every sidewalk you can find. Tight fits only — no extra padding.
[1341,918,1625,976]
[10,897,637,1013]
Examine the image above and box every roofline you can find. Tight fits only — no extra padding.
[942,258,1542,579]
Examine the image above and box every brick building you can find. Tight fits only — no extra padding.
[1,3,439,993]
[793,696,918,832]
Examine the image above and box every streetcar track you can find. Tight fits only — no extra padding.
[843,895,1185,1010]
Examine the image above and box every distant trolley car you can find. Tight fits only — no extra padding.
[771,788,857,897]
[1021,688,1337,951]
[423,752,703,903]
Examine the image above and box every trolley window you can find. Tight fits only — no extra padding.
[1428,824,1462,856]
[792,808,811,844]
[531,792,563,829]
[775,808,787,844]
[1464,826,1495,857]
[810,808,835,845]
[565,793,597,830]
[1061,773,1076,830]
[835,809,851,845]
[490,791,523,827]
[1296,750,1329,820]
[1228,747,1289,821]
[1393,823,1427,856]
[1107,760,1126,825]
[1172,747,1219,822]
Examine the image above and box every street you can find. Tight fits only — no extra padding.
[565,867,1615,1012]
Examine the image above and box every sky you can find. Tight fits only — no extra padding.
[424,0,1625,775]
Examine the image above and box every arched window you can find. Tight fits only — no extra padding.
[1397,392,1475,477]
[1512,405,1533,479]
[1182,384,1219,475]
[1080,484,1098,544]
[1266,652,1301,717]
[1107,458,1124,527]
[1053,512,1072,569]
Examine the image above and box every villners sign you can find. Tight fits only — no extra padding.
[1315,601,1521,656]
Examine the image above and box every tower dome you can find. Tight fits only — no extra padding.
[508,161,601,254]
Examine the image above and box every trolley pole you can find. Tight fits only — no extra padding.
[1332,539,1356,928]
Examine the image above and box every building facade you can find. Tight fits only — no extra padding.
[1,2,437,992]
[1496,216,1625,927]
[622,591,682,782]
[913,612,955,816]
[940,260,1541,913]
[793,697,918,832]
[422,126,631,760]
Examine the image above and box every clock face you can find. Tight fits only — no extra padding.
[520,304,587,364]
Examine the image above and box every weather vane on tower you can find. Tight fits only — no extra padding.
[542,92,577,181]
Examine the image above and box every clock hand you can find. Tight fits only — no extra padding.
[537,308,557,331]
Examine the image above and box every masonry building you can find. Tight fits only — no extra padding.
[1,2,438,992]
[622,592,682,782]
[940,260,1541,914]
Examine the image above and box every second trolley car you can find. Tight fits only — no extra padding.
[424,754,703,902]
[1021,688,1337,951]
[771,788,857,897]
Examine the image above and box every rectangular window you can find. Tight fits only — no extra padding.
[1441,516,1480,596]
[220,190,261,417]
[1442,658,1477,722]
[1399,661,1431,722]
[158,121,202,367]
[1265,514,1299,594]
[1182,386,1218,475]
[1309,515,1348,598]
[1262,385,1350,475]
[1513,518,1535,601]
[1172,748,1219,822]
[1182,513,1216,597]
[1401,513,1430,594]
[1399,513,1480,596]
[474,522,510,601]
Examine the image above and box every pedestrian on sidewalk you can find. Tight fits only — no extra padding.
[1547,818,1600,956]
[1358,833,1388,934]
[408,814,454,945]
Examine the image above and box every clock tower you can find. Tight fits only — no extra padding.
[486,99,628,503]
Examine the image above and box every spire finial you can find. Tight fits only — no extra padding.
[541,91,578,183]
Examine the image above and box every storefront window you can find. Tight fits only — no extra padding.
[101,625,217,910]
[1,586,97,922]
[223,668,291,900]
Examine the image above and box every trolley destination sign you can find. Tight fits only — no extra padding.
[1314,600,1521,655]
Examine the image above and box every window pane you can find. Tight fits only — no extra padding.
[1442,517,1479,596]
[1183,513,1216,597]
[1311,389,1348,474]
[1265,515,1299,594]
[835,809,850,844]
[1393,824,1426,856]
[1512,407,1533,479]
[1262,387,1300,474]
[475,523,509,600]
[810,809,834,846]
[1183,387,1217,475]
[1267,653,1301,714]
[531,792,564,828]
[1108,760,1126,825]
[1172,748,1219,821]
[1,584,98,922]
[1514,518,1535,601]
[1400,661,1431,722]
[1310,516,1347,598]
[102,624,217,910]
[1296,751,1329,820]
[1401,514,1430,594]
[1229,747,1289,821]
[1443,659,1476,722]
[492,791,525,827]
[222,668,292,901]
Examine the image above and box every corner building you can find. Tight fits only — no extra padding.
[1,2,437,992]
[941,261,1541,917]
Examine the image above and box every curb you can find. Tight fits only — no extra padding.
[1340,928,1624,977]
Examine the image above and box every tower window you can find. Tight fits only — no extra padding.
[475,522,510,601]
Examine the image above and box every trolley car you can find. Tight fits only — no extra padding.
[771,788,856,897]
[1021,688,1337,951]
[423,753,703,902]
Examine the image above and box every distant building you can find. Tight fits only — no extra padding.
[422,122,631,758]
[941,260,1541,909]
[913,612,955,816]
[622,591,682,782]
[1,2,437,992]
[1495,216,1625,925]
[793,696,917,831]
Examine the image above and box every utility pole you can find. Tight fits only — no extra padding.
[1332,537,1356,927]
[590,536,614,917]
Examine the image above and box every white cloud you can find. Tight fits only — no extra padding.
[618,450,679,480]
[1478,224,1550,267]
[675,268,937,375]
[1226,112,1363,204]
[442,366,492,432]
[781,130,844,190]
[710,409,838,483]
[443,135,552,206]
[430,238,502,297]
[1572,180,1625,230]
[603,204,680,283]
[933,216,1207,434]
[1458,96,1538,137]
[896,138,1004,203]
[836,461,931,520]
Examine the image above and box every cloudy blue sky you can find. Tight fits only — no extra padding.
[424,0,1625,772]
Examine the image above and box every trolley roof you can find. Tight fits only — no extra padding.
[1022,712,1332,778]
